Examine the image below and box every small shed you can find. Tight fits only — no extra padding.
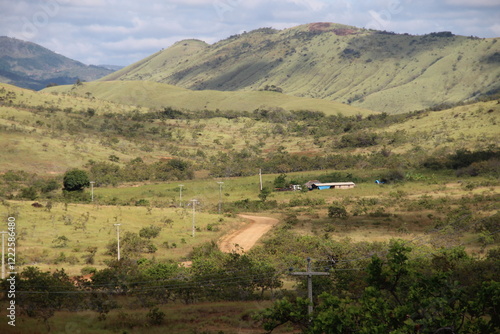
[308,181,355,190]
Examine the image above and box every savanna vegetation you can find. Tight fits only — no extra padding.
[0,52,499,332]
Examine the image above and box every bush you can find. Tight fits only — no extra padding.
[19,186,38,200]
[139,225,162,239]
[135,199,150,206]
[379,169,405,183]
[328,204,348,218]
[147,307,165,326]
[337,132,379,148]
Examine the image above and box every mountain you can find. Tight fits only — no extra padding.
[0,36,114,90]
[100,23,500,113]
[98,64,125,71]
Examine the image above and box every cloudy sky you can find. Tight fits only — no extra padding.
[1,0,499,66]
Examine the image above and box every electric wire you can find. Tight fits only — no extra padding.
[9,203,499,294]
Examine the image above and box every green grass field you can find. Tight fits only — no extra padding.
[43,80,375,117]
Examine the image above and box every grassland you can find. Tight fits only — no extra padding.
[3,169,498,276]
[43,80,375,117]
[1,83,498,175]
[2,199,241,276]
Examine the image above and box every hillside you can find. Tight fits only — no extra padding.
[2,82,498,176]
[43,80,374,116]
[100,23,500,113]
[0,36,113,90]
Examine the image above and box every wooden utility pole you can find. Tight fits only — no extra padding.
[290,257,330,316]
[0,231,7,279]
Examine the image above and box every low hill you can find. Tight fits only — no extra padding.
[43,80,375,116]
[100,23,500,113]
[0,36,113,90]
[2,82,498,175]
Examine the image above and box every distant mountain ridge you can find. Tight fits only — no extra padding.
[101,23,500,113]
[0,36,113,90]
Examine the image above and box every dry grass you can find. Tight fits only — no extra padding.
[2,200,239,276]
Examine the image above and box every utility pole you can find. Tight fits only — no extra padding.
[216,181,224,214]
[189,199,198,237]
[259,169,263,191]
[113,224,121,261]
[90,181,95,202]
[290,257,330,316]
[0,231,7,280]
[179,184,184,207]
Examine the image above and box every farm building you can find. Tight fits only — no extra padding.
[306,181,355,190]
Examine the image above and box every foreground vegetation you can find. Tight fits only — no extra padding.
[0,166,498,332]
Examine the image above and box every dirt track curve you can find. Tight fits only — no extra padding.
[218,214,279,253]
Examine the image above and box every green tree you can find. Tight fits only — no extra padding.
[11,267,81,330]
[258,187,272,202]
[273,173,288,189]
[260,241,500,333]
[63,169,90,191]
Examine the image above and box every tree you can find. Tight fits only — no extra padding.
[63,169,90,191]
[11,267,81,330]
[258,187,272,202]
[273,173,288,189]
[260,241,500,333]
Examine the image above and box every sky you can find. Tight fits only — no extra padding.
[1,0,499,66]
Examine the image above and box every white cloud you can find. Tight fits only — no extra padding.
[102,37,178,51]
[445,0,500,6]
[491,23,500,36]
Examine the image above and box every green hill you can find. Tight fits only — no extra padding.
[2,82,499,175]
[100,23,500,113]
[0,36,113,90]
[43,80,374,117]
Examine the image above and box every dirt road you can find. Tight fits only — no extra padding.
[218,214,279,253]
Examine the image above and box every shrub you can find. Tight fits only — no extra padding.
[135,199,150,206]
[19,186,38,200]
[337,132,379,148]
[147,307,165,326]
[139,225,162,239]
[52,235,69,248]
[328,204,348,218]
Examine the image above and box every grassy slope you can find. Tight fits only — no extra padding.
[43,80,375,117]
[378,100,500,154]
[0,83,152,173]
[100,23,500,113]
[1,82,499,174]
